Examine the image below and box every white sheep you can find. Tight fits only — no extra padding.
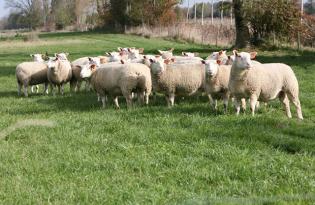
[182,52,198,57]
[16,62,49,97]
[47,57,72,95]
[149,57,205,107]
[55,53,69,61]
[206,50,229,65]
[229,51,303,120]
[158,48,174,59]
[71,57,101,92]
[202,59,231,112]
[30,53,46,93]
[80,62,152,108]
[104,52,128,62]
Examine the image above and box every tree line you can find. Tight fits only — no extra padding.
[2,0,315,48]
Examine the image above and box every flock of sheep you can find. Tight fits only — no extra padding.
[15,47,303,120]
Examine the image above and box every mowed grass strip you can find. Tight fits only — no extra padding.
[0,32,314,204]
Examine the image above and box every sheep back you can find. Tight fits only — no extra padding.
[16,62,48,86]
[152,63,205,96]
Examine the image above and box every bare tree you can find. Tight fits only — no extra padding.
[5,0,43,29]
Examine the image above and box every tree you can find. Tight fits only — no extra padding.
[233,0,250,48]
[5,0,44,29]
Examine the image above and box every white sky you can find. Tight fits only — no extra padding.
[0,0,10,18]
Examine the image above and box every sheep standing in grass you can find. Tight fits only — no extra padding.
[47,57,72,95]
[229,51,303,120]
[202,59,231,113]
[149,57,205,107]
[80,62,152,108]
[71,57,101,92]
[30,54,46,93]
[16,62,49,97]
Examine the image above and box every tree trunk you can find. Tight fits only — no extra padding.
[233,0,250,48]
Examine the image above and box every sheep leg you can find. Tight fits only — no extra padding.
[241,98,246,113]
[145,92,150,105]
[23,84,28,97]
[31,86,35,93]
[70,80,76,93]
[234,98,241,116]
[255,101,260,110]
[137,92,145,105]
[169,94,175,107]
[223,94,229,114]
[44,82,49,94]
[101,96,106,108]
[279,92,292,119]
[250,95,258,117]
[125,94,133,109]
[17,83,22,96]
[76,81,82,92]
[61,84,65,95]
[114,96,120,109]
[287,93,303,120]
[51,84,56,96]
[36,85,39,93]
[207,94,217,111]
[97,93,101,102]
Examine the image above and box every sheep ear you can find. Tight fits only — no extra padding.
[233,50,239,57]
[139,48,144,54]
[158,50,163,54]
[222,50,226,54]
[88,57,93,62]
[54,53,57,57]
[217,60,222,65]
[90,64,96,70]
[117,47,122,51]
[65,53,69,56]
[201,60,206,64]
[127,48,131,52]
[30,54,34,57]
[182,52,185,56]
[170,48,174,52]
[219,50,223,55]
[171,58,175,62]
[250,52,257,60]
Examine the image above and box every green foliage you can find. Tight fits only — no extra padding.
[244,0,300,45]
[0,32,315,204]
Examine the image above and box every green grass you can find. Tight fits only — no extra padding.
[0,32,315,205]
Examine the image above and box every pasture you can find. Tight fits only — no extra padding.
[0,32,315,204]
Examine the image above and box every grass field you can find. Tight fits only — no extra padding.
[0,32,315,204]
